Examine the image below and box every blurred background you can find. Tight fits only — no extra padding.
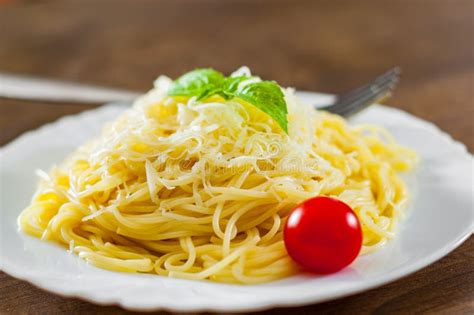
[0,0,473,313]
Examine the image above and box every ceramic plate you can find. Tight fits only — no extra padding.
[1,92,472,312]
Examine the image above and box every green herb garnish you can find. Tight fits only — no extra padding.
[167,68,288,133]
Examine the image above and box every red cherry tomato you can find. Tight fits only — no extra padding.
[284,196,362,274]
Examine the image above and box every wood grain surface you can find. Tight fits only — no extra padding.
[0,0,473,314]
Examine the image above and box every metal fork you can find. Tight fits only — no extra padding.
[322,67,400,117]
[0,68,400,117]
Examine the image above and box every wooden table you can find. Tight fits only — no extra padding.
[1,0,472,313]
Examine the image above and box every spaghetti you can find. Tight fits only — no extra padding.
[18,70,417,284]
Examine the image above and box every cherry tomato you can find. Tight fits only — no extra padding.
[284,196,362,274]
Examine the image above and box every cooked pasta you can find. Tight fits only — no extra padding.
[18,68,417,284]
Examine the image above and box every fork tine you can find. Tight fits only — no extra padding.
[334,67,400,107]
[322,68,400,117]
[319,69,399,114]
[336,81,397,117]
[330,78,398,117]
[330,80,398,116]
[331,73,399,111]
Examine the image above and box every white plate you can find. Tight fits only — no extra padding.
[0,92,472,312]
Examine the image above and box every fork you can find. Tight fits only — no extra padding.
[319,67,400,116]
[0,68,400,117]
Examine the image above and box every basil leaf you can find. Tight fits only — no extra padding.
[234,81,288,133]
[167,68,225,100]
[167,69,289,134]
[221,76,250,100]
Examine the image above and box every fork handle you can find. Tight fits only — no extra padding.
[0,72,141,104]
